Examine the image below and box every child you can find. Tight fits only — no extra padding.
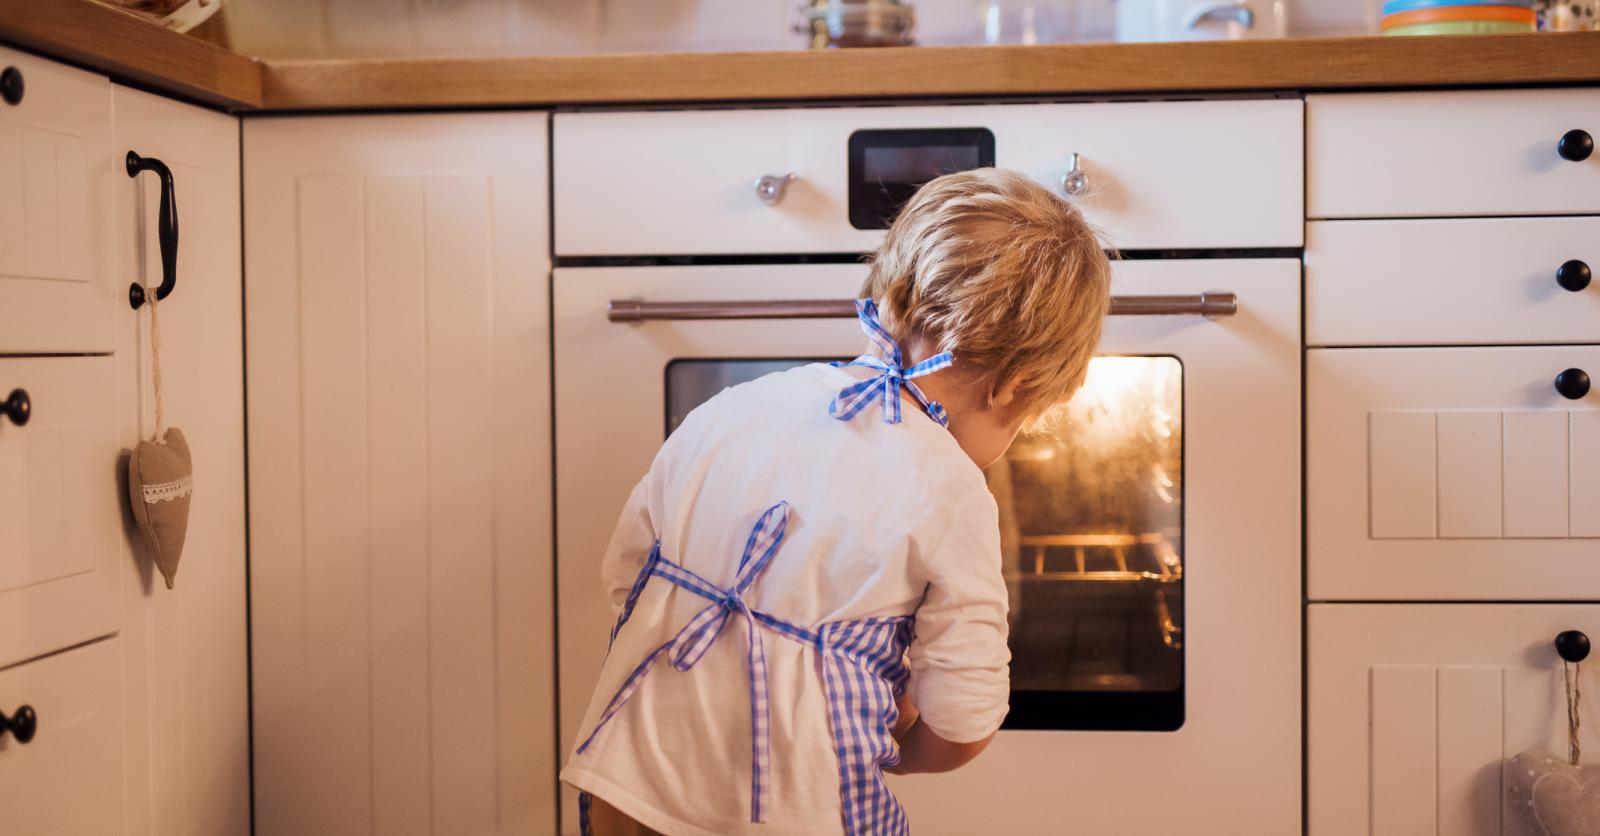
[561,167,1111,836]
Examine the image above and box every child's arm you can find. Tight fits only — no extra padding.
[599,473,659,617]
[889,708,995,774]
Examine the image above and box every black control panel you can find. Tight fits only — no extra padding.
[847,128,995,230]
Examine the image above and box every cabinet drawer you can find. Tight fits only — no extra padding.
[1308,347,1600,600]
[1307,217,1600,346]
[1310,604,1598,836]
[0,46,114,354]
[0,637,123,836]
[1309,90,1600,219]
[555,99,1302,256]
[0,356,120,667]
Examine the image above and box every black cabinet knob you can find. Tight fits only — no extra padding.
[1557,259,1592,292]
[1556,368,1591,400]
[0,389,28,427]
[0,705,36,744]
[0,66,21,106]
[1556,630,1591,664]
[1559,129,1594,162]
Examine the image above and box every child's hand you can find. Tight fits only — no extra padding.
[892,694,920,740]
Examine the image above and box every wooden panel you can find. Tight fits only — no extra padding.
[1310,89,1600,218]
[1309,347,1600,601]
[1368,411,1436,539]
[0,45,115,354]
[1503,411,1568,539]
[1306,218,1600,348]
[259,32,1600,111]
[0,0,262,109]
[1370,667,1436,835]
[1308,605,1600,836]
[423,174,499,835]
[112,84,249,836]
[245,112,554,835]
[1437,412,1503,540]
[1571,411,1600,538]
[0,637,124,836]
[364,175,432,836]
[0,356,120,668]
[1436,668,1503,836]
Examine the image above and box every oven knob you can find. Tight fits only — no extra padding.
[1061,153,1089,197]
[1558,260,1592,292]
[754,173,798,205]
[1555,368,1591,400]
[1558,129,1593,162]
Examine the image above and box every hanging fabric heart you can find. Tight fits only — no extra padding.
[128,426,193,589]
[124,293,194,590]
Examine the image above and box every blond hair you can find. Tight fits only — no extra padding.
[861,167,1112,423]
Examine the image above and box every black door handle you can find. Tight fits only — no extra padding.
[126,151,178,310]
[1555,368,1591,400]
[0,66,22,106]
[0,705,36,744]
[1559,129,1594,163]
[1557,260,1591,292]
[1,389,29,427]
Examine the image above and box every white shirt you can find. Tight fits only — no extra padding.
[560,363,1011,836]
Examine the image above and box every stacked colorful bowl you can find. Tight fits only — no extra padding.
[1381,0,1537,34]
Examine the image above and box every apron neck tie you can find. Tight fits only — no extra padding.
[829,299,953,427]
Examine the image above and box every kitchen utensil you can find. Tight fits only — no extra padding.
[1114,0,1288,42]
[1382,4,1536,28]
[792,0,916,48]
[1383,17,1534,32]
[1382,0,1531,14]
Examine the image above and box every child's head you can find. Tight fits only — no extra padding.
[861,167,1112,430]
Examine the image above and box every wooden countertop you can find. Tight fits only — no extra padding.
[5,0,1600,113]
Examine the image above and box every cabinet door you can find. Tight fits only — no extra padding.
[244,113,554,836]
[0,355,120,668]
[0,46,114,354]
[1308,346,1600,600]
[0,637,124,836]
[1310,604,1600,836]
[113,85,250,836]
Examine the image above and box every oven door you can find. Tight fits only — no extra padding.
[553,259,1300,834]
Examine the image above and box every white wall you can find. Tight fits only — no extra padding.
[215,0,1376,59]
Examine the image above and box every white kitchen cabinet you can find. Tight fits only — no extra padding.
[1309,90,1600,219]
[0,354,120,668]
[1308,346,1600,601]
[556,99,1303,255]
[244,112,555,835]
[0,46,115,354]
[0,637,124,836]
[1309,604,1600,836]
[1306,217,1600,347]
[112,85,250,836]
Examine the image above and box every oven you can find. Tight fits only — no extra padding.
[553,101,1302,833]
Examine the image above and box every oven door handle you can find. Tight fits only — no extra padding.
[607,292,1236,323]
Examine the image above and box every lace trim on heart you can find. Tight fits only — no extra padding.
[142,474,193,504]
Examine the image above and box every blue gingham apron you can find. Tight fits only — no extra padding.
[575,502,916,835]
[577,304,946,833]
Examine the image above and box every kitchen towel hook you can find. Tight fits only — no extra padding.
[126,150,179,310]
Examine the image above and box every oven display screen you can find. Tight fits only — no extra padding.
[848,128,995,230]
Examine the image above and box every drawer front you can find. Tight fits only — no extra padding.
[0,356,120,667]
[555,99,1302,255]
[1307,217,1600,346]
[1308,347,1600,600]
[1310,604,1599,836]
[1309,90,1600,219]
[0,46,115,354]
[0,637,123,836]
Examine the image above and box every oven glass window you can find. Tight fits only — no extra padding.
[665,359,829,437]
[992,356,1185,731]
[665,354,1185,732]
